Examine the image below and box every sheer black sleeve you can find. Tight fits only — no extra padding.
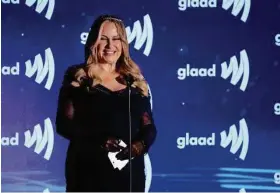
[55,85,81,140]
[133,96,157,153]
[55,66,106,143]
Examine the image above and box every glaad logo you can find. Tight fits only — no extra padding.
[220,49,250,92]
[177,49,250,91]
[0,118,54,160]
[177,133,215,147]
[80,14,153,56]
[125,14,153,56]
[221,0,251,23]
[24,118,54,160]
[25,0,55,20]
[25,48,55,90]
[274,103,280,115]
[220,118,249,160]
[177,118,249,160]
[178,0,217,9]
[178,0,251,22]
[177,64,216,78]
[275,34,280,46]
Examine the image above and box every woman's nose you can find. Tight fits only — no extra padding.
[106,39,113,47]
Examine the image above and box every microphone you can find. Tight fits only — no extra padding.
[80,76,92,87]
[79,76,95,93]
[123,74,134,87]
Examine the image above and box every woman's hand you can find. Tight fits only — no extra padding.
[115,141,144,160]
[102,137,124,152]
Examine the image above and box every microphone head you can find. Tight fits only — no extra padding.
[124,74,134,86]
[80,76,92,88]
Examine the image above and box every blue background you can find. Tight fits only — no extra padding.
[2,0,280,192]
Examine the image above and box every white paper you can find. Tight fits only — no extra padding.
[108,140,129,170]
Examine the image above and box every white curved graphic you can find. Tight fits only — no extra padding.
[222,0,251,22]
[126,14,153,56]
[147,84,153,110]
[25,48,55,90]
[144,84,153,192]
[24,118,54,160]
[220,118,249,160]
[25,0,55,20]
[220,49,250,92]
[144,154,152,192]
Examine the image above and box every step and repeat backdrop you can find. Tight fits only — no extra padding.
[2,0,280,192]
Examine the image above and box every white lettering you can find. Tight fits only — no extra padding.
[1,62,20,75]
[80,31,89,44]
[178,0,187,10]
[1,133,19,146]
[177,64,216,79]
[178,0,216,10]
[274,172,280,184]
[177,133,215,148]
[1,0,19,4]
[274,103,280,115]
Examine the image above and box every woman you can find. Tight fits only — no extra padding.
[55,14,157,192]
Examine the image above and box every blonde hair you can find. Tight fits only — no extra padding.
[73,15,149,96]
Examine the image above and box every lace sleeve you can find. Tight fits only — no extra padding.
[55,85,78,140]
[55,66,106,143]
[133,96,157,153]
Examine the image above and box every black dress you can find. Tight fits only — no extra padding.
[55,66,157,192]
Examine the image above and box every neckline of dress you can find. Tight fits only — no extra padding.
[96,84,127,93]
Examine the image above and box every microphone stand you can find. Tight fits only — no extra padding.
[126,78,133,193]
[129,85,132,192]
[122,74,134,192]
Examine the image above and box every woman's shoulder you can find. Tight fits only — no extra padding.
[58,63,88,96]
[131,86,150,99]
[62,63,85,85]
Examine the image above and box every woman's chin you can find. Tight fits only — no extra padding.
[103,57,118,64]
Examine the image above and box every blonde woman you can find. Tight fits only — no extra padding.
[55,15,157,192]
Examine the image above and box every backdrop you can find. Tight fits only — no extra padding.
[1,0,280,192]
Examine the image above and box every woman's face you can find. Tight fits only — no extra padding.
[95,21,123,64]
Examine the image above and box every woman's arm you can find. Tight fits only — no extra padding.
[134,96,157,153]
[55,66,106,144]
[116,96,157,160]
[55,84,83,140]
